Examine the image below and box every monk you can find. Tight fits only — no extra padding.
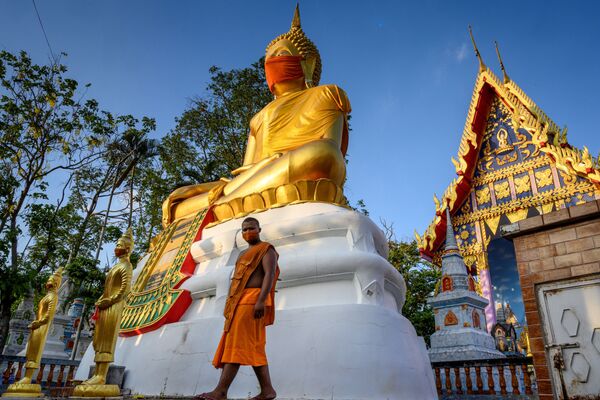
[197,217,279,400]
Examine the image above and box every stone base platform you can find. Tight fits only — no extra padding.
[429,327,505,362]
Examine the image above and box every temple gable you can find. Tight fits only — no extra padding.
[417,65,600,331]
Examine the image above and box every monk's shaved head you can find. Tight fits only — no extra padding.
[242,217,260,227]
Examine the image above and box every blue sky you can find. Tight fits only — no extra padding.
[2,0,600,240]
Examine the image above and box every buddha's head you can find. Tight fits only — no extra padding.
[115,228,134,258]
[46,268,63,291]
[265,5,321,96]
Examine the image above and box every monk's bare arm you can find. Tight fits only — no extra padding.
[254,248,277,319]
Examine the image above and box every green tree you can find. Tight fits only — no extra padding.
[0,50,156,351]
[387,238,440,346]
[60,116,156,314]
[0,50,114,350]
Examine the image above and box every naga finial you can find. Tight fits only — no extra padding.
[494,41,510,83]
[468,25,486,73]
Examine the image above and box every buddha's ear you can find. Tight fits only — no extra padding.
[301,54,317,88]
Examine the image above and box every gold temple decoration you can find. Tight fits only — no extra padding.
[495,129,513,153]
[475,186,491,205]
[468,25,486,73]
[472,155,549,186]
[534,168,553,188]
[493,181,511,200]
[513,174,531,195]
[454,181,596,226]
[507,208,529,223]
[444,311,458,326]
[494,41,510,84]
[3,269,62,398]
[73,230,134,398]
[120,207,211,334]
[416,45,600,255]
[159,4,350,229]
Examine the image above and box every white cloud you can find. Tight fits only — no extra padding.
[455,42,468,62]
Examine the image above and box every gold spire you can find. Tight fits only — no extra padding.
[494,41,510,83]
[468,25,486,73]
[292,3,301,29]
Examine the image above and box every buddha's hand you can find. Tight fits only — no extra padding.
[253,300,265,319]
[95,298,112,310]
[231,164,255,176]
[231,153,282,176]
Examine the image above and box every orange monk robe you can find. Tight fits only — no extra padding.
[212,242,280,369]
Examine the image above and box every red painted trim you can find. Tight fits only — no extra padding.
[423,83,496,258]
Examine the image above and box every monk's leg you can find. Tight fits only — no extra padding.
[251,365,276,399]
[201,363,240,400]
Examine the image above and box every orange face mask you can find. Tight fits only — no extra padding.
[242,230,260,244]
[264,55,304,93]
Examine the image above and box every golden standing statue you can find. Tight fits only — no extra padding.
[2,269,62,398]
[73,229,134,398]
[162,5,351,226]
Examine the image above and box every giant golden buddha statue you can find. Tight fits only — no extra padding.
[162,5,351,226]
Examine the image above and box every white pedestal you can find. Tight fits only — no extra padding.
[76,203,437,399]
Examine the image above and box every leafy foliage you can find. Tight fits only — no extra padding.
[0,50,156,351]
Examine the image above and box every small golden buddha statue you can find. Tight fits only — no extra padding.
[162,5,351,226]
[73,229,134,398]
[2,269,62,398]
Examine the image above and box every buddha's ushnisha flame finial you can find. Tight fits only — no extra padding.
[120,228,135,254]
[494,41,510,84]
[468,25,486,73]
[50,267,63,289]
[266,4,322,86]
[292,3,301,29]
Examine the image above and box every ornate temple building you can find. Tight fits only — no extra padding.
[416,39,600,333]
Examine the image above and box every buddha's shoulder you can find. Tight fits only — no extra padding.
[308,84,351,111]
[308,84,348,98]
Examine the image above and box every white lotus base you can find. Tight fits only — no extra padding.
[76,203,437,399]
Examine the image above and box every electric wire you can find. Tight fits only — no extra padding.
[31,0,55,60]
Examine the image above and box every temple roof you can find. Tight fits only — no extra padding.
[416,64,600,259]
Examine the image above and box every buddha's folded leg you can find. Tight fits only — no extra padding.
[218,139,345,203]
